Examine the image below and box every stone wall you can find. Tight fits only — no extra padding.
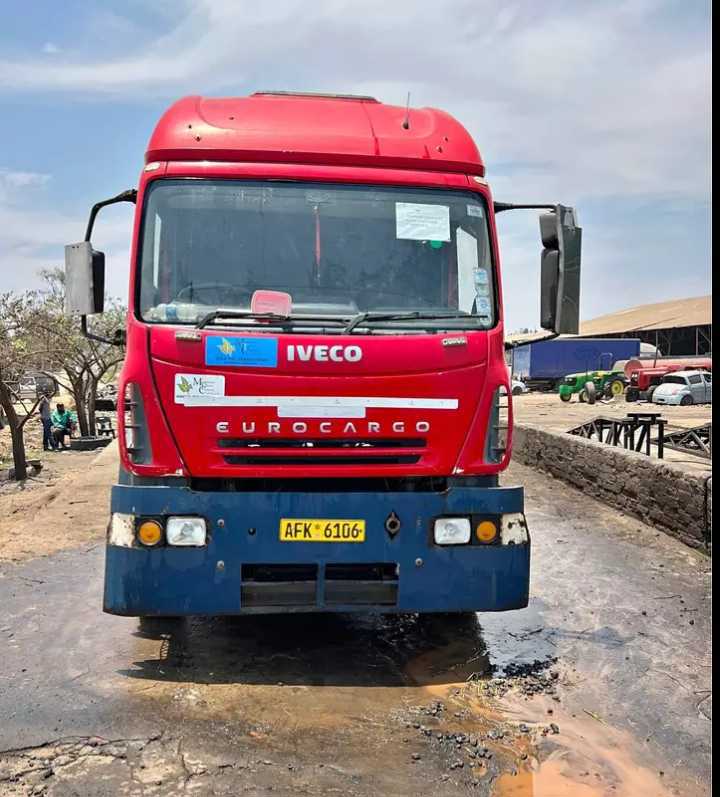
[513,423,712,551]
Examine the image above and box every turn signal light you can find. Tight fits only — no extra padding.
[137,520,163,547]
[475,520,498,544]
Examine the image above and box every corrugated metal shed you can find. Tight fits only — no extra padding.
[579,295,711,336]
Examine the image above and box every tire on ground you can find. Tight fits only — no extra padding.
[605,379,625,399]
[583,381,597,404]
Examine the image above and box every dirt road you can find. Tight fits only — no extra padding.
[0,452,711,796]
[0,443,116,564]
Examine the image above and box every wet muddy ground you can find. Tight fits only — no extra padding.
[0,462,711,796]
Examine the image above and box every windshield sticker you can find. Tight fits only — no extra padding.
[475,268,490,296]
[467,204,484,218]
[396,203,450,242]
[456,227,479,313]
[205,336,278,368]
[476,296,492,317]
[175,374,225,403]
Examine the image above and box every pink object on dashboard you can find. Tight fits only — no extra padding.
[250,290,292,318]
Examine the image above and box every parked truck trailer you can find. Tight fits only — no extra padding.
[511,337,647,390]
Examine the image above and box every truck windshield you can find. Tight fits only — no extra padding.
[138,180,495,329]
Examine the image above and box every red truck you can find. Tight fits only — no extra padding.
[65,92,581,616]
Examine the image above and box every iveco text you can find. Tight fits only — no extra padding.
[287,344,362,362]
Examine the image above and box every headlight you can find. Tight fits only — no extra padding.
[166,517,207,546]
[434,517,471,545]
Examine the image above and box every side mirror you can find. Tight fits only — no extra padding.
[64,241,105,315]
[539,205,581,334]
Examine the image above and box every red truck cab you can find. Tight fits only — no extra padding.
[65,92,581,616]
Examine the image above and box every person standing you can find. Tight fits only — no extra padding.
[38,394,55,451]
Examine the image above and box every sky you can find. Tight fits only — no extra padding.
[0,0,711,331]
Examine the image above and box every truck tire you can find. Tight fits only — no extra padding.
[560,392,572,403]
[512,385,523,396]
[625,387,639,402]
[680,395,693,406]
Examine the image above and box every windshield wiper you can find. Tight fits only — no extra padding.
[196,309,349,329]
[343,310,474,334]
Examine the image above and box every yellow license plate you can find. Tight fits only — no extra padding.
[279,518,366,543]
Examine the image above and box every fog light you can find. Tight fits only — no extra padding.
[476,520,498,544]
[434,517,471,545]
[166,517,207,546]
[137,519,163,547]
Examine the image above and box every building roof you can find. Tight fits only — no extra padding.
[579,295,711,336]
[146,93,484,175]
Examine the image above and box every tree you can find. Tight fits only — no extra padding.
[0,293,46,480]
[32,269,126,437]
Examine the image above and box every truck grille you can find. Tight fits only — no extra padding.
[218,437,426,449]
[219,437,425,467]
[240,563,399,608]
[224,454,420,466]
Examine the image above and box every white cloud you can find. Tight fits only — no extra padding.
[0,1,710,324]
[0,168,51,201]
[0,173,132,298]
[0,1,710,202]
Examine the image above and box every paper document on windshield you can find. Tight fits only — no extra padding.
[456,227,479,313]
[396,203,450,241]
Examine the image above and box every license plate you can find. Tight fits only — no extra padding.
[279,518,366,543]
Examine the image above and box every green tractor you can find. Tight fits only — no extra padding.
[558,369,627,403]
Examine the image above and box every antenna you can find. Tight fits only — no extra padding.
[402,92,411,129]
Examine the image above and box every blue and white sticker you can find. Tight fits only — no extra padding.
[205,335,278,368]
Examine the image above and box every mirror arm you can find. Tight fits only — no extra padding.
[498,203,561,348]
[80,316,126,347]
[84,189,137,242]
[493,202,556,214]
[504,331,559,352]
[79,188,135,346]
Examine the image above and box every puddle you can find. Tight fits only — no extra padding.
[113,611,702,796]
[493,693,693,797]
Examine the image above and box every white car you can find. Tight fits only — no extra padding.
[652,370,712,406]
[511,378,529,396]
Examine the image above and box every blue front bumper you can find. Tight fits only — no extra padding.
[105,483,529,615]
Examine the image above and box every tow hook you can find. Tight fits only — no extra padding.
[385,511,401,537]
